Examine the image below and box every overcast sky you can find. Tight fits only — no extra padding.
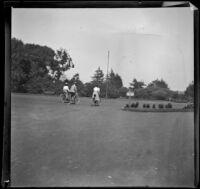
[12,8,194,91]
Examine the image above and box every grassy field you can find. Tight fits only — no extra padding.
[11,93,194,187]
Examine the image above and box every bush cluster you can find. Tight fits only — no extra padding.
[158,104,164,109]
[165,103,172,108]
[142,103,173,109]
[125,104,129,108]
[183,103,194,109]
[143,103,150,108]
[131,102,139,108]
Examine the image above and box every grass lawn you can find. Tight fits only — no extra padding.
[11,93,194,187]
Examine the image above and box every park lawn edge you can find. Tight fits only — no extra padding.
[121,107,194,112]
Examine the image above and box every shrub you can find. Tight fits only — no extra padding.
[151,88,172,100]
[183,103,194,109]
[131,103,135,108]
[125,104,129,108]
[165,103,172,108]
[107,84,120,98]
[119,87,128,97]
[143,104,146,108]
[168,103,172,108]
[135,102,139,108]
[146,104,150,108]
[152,104,156,108]
[158,104,164,109]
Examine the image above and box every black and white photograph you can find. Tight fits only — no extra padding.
[7,1,198,187]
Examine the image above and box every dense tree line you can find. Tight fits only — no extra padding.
[11,38,194,101]
[130,78,193,102]
[11,38,74,94]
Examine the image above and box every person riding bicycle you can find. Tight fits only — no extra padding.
[92,85,100,105]
[63,81,70,102]
[69,81,77,104]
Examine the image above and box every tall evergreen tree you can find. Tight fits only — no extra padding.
[91,67,104,86]
[108,69,123,89]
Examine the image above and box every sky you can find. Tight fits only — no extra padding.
[12,8,194,91]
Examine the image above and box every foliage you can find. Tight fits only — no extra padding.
[125,104,130,108]
[165,103,172,109]
[119,87,128,97]
[11,38,74,94]
[69,73,85,96]
[183,103,194,109]
[147,79,169,89]
[151,88,171,100]
[89,68,124,98]
[130,78,145,90]
[131,102,139,108]
[24,75,54,94]
[52,48,74,81]
[171,91,188,102]
[108,69,123,89]
[83,82,94,97]
[101,81,119,98]
[11,38,194,102]
[158,104,164,109]
[134,87,172,100]
[185,81,194,99]
[91,67,104,87]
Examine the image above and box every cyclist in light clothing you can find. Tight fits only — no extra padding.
[63,82,70,101]
[92,86,100,105]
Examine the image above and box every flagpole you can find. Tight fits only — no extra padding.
[106,51,110,99]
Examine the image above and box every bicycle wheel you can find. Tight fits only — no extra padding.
[75,94,80,104]
[60,93,65,102]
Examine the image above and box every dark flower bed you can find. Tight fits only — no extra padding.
[123,102,193,112]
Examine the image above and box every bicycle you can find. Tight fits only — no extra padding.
[70,92,80,104]
[60,91,70,103]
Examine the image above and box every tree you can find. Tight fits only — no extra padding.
[69,73,85,96]
[100,82,119,98]
[130,78,145,90]
[11,38,74,94]
[108,69,123,89]
[11,38,30,92]
[147,79,169,89]
[51,48,74,81]
[91,67,104,86]
[134,86,173,100]
[24,75,56,94]
[119,87,128,97]
[151,88,171,100]
[185,81,194,99]
[83,82,94,97]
